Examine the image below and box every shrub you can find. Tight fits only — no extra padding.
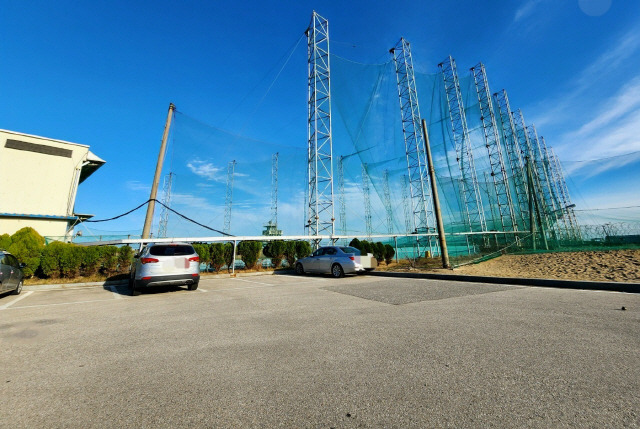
[117,246,134,274]
[283,241,297,267]
[81,246,102,276]
[238,241,262,269]
[40,241,66,278]
[373,242,385,262]
[223,242,236,272]
[210,243,226,272]
[295,241,312,259]
[0,233,11,250]
[100,246,118,276]
[263,240,286,268]
[384,244,395,264]
[59,244,82,278]
[8,227,45,278]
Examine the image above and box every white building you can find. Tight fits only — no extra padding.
[0,129,105,239]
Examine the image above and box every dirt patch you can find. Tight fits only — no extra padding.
[454,250,640,282]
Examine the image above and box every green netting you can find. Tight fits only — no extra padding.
[75,50,640,267]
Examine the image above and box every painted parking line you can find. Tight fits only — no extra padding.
[234,278,276,286]
[0,291,34,310]
[198,288,208,293]
[4,298,120,311]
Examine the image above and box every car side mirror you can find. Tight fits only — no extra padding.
[19,262,26,268]
[133,253,140,259]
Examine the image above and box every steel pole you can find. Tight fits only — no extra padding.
[142,103,175,239]
[421,119,450,269]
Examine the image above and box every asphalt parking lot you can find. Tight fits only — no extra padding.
[1,274,638,428]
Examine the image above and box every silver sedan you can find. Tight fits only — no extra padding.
[295,246,365,278]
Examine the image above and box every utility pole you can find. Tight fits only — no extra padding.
[422,119,450,269]
[142,103,175,239]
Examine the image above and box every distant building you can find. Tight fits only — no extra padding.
[262,220,282,236]
[0,129,105,239]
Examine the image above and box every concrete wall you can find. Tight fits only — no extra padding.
[0,129,102,238]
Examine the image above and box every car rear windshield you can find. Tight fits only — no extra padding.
[149,245,195,256]
[339,247,360,255]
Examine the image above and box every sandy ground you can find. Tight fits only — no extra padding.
[452,249,640,283]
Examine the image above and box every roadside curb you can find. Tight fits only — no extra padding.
[23,270,296,291]
[369,271,640,293]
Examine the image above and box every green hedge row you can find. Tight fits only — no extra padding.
[191,240,312,271]
[1,227,133,279]
[348,238,395,264]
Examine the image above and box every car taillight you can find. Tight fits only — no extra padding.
[140,257,159,264]
[188,256,200,262]
[349,256,355,261]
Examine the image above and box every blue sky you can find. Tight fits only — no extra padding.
[1,0,639,237]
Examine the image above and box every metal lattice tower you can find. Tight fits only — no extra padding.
[544,143,571,239]
[439,56,486,233]
[401,175,412,234]
[528,125,560,234]
[306,11,335,238]
[471,64,517,233]
[382,169,394,234]
[362,163,373,239]
[493,90,529,228]
[157,172,174,238]
[548,148,581,240]
[223,160,236,235]
[271,153,279,227]
[390,38,436,255]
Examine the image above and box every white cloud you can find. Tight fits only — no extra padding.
[513,0,543,23]
[186,160,224,181]
[125,180,150,192]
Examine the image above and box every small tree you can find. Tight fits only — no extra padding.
[295,241,312,259]
[373,242,385,262]
[0,233,12,250]
[264,240,286,268]
[8,227,45,278]
[117,246,134,274]
[223,242,236,272]
[349,238,361,251]
[238,240,262,270]
[360,240,373,255]
[210,243,226,272]
[192,243,210,271]
[384,244,395,265]
[283,241,297,267]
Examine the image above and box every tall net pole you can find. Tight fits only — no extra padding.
[401,175,412,234]
[527,125,560,238]
[338,155,347,243]
[383,169,394,235]
[439,56,486,236]
[306,11,335,242]
[271,153,279,228]
[543,143,571,239]
[157,172,174,238]
[471,64,517,234]
[390,38,436,256]
[223,160,236,235]
[493,90,529,229]
[362,163,373,239]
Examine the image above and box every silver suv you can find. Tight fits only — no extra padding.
[0,250,25,295]
[129,243,200,296]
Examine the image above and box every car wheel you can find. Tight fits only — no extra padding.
[188,281,199,291]
[130,281,141,296]
[12,280,23,295]
[331,264,344,278]
[295,263,305,275]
